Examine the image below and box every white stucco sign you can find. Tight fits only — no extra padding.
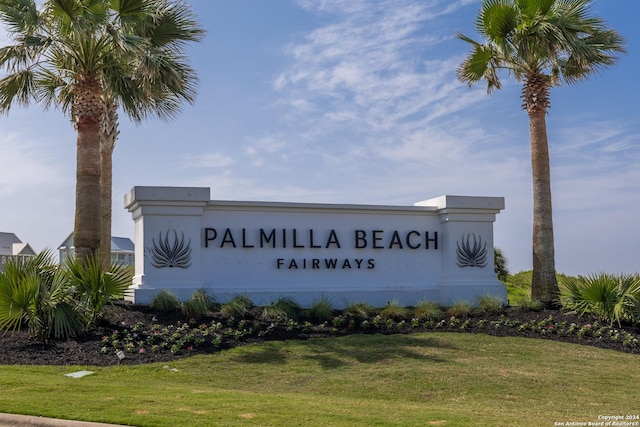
[124,186,506,308]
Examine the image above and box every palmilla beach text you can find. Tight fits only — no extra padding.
[203,227,438,270]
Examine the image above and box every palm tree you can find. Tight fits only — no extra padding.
[96,1,203,269]
[0,0,203,264]
[456,0,625,305]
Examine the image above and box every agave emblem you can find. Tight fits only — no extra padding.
[456,233,487,268]
[150,229,192,268]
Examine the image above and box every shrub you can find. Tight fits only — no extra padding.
[514,297,544,312]
[494,247,509,281]
[343,302,376,322]
[560,273,640,326]
[380,299,409,321]
[181,299,209,321]
[189,289,216,311]
[0,250,134,341]
[413,300,442,320]
[308,297,334,322]
[447,301,473,318]
[259,304,288,322]
[0,250,88,342]
[277,297,301,320]
[150,290,181,314]
[259,297,300,322]
[65,254,132,321]
[476,295,504,316]
[220,295,255,319]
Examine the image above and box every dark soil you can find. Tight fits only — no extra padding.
[1,301,638,366]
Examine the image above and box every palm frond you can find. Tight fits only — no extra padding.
[456,40,503,93]
[0,267,37,334]
[0,33,49,71]
[49,300,87,339]
[144,0,205,48]
[478,0,518,44]
[112,0,149,17]
[0,69,38,112]
[34,66,73,112]
[45,268,88,339]
[460,0,625,94]
[0,0,40,34]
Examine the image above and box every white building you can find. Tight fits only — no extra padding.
[58,233,135,266]
[0,232,37,271]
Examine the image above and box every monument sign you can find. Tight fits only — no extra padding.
[124,186,506,308]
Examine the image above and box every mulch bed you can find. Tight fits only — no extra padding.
[1,301,638,366]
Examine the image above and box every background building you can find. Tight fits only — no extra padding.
[58,233,135,266]
[0,232,36,271]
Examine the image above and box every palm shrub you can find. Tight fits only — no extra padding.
[622,275,640,322]
[560,273,640,326]
[65,255,132,321]
[0,251,88,342]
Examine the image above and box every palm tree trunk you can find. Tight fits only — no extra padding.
[73,75,103,262]
[528,110,559,304]
[99,98,119,271]
[74,120,101,262]
[99,141,113,270]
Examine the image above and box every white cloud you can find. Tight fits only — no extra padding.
[243,135,293,168]
[271,1,492,165]
[0,130,68,197]
[181,152,234,169]
[555,121,638,154]
[186,172,336,203]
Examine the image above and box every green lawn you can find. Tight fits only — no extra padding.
[1,332,637,426]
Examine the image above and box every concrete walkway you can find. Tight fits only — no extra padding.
[0,413,130,427]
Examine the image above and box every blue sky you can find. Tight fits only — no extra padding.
[0,0,638,275]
